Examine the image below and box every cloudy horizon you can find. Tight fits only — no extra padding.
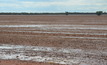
[0,0,107,13]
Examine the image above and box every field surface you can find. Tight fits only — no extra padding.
[0,15,107,65]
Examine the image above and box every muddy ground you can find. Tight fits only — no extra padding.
[0,15,107,65]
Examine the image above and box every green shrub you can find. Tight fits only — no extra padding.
[65,12,69,15]
[96,11,103,16]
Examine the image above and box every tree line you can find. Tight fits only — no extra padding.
[0,11,106,16]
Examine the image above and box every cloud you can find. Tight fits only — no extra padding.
[0,0,107,12]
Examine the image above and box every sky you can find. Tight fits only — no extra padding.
[0,0,107,12]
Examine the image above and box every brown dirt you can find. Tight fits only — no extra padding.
[0,15,107,25]
[0,60,61,65]
[0,15,107,49]
[0,15,107,65]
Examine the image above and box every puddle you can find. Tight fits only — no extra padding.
[0,25,107,30]
[61,36,107,39]
[1,30,107,35]
[0,44,107,65]
[0,44,83,54]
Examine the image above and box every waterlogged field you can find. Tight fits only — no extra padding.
[0,15,107,65]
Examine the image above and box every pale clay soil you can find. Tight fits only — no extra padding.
[0,15,107,65]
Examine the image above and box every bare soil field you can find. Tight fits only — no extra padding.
[0,15,107,65]
[0,60,61,65]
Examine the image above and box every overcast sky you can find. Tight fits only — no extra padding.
[0,0,107,12]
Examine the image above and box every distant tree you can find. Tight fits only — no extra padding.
[96,11,103,16]
[65,12,69,15]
